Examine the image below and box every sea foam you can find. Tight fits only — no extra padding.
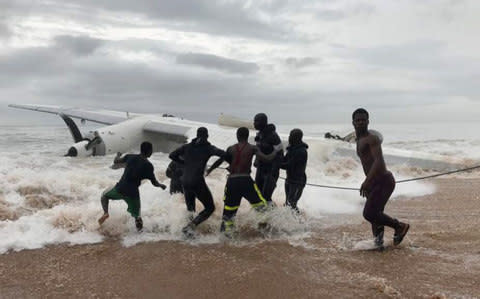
[0,123,478,253]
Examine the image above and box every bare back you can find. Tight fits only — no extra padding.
[228,142,255,175]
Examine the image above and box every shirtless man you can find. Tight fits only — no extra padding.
[353,108,410,248]
[207,127,277,236]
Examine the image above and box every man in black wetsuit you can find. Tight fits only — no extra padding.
[281,129,308,212]
[353,108,410,248]
[169,127,225,237]
[166,160,184,195]
[253,113,283,205]
[207,127,278,236]
[98,142,166,231]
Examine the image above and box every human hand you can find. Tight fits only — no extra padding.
[360,181,369,198]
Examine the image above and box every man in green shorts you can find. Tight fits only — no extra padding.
[98,142,166,231]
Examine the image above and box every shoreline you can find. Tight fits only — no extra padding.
[1,178,479,298]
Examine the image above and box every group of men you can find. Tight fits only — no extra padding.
[166,112,309,237]
[98,109,409,248]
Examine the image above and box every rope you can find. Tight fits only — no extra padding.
[214,164,480,191]
[282,179,358,191]
[395,164,480,183]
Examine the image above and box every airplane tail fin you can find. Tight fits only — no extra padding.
[218,113,254,130]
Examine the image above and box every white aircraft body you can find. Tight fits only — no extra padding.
[9,104,465,170]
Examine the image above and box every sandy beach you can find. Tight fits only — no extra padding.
[1,178,479,298]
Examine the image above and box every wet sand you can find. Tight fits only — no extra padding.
[1,178,479,298]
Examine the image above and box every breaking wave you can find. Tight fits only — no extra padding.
[0,123,478,254]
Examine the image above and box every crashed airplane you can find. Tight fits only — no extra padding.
[9,104,465,170]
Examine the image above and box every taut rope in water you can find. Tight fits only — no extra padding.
[215,164,480,191]
[284,164,480,191]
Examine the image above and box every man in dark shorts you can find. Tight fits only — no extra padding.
[169,127,226,237]
[98,142,166,231]
[281,128,308,212]
[207,127,278,237]
[353,108,410,248]
[253,113,284,205]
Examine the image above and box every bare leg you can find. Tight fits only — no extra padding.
[98,213,109,225]
[98,195,110,225]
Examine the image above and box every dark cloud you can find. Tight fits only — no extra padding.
[46,65,248,101]
[0,36,256,122]
[285,57,319,69]
[0,47,67,85]
[1,36,479,124]
[1,0,290,41]
[1,2,479,124]
[176,53,259,74]
[0,35,106,86]
[54,35,104,56]
[85,0,289,40]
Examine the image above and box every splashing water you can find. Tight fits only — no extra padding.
[0,122,479,254]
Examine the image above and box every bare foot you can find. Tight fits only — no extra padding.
[98,213,109,225]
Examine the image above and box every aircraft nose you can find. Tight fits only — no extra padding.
[65,147,78,157]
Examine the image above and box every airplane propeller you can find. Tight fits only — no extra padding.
[60,113,96,157]
[59,113,85,143]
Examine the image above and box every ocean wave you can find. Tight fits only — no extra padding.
[0,125,479,253]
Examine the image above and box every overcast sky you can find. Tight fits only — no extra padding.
[1,0,479,125]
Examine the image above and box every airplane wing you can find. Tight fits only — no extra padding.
[143,120,192,137]
[142,116,236,145]
[7,103,472,170]
[8,104,142,125]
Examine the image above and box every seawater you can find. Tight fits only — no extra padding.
[0,122,479,254]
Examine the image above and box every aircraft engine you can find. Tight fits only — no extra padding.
[65,140,93,157]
